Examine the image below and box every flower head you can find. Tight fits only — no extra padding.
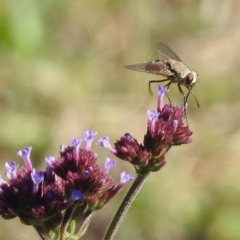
[0,131,132,238]
[100,85,192,175]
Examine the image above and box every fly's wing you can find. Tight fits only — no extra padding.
[125,61,174,76]
[124,42,183,76]
[156,42,182,61]
[124,63,150,73]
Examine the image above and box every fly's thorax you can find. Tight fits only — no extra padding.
[167,59,191,80]
[181,71,198,89]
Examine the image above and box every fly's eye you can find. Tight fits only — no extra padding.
[186,73,194,85]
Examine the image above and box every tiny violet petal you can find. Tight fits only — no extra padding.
[5,161,18,173]
[147,110,160,121]
[157,85,167,96]
[71,190,84,201]
[83,130,98,142]
[98,137,117,155]
[104,157,116,172]
[82,170,90,178]
[71,137,82,148]
[172,120,178,130]
[45,156,56,167]
[17,147,32,171]
[98,136,111,148]
[124,133,133,139]
[17,147,32,161]
[120,172,134,184]
[157,85,167,111]
[83,130,98,150]
[5,161,19,179]
[31,169,44,185]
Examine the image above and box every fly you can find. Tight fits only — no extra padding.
[125,42,199,108]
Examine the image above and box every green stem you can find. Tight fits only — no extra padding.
[73,209,92,236]
[34,225,48,240]
[103,173,149,240]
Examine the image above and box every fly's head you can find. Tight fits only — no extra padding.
[183,71,198,90]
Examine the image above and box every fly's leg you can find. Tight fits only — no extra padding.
[148,79,169,95]
[148,79,172,105]
[177,83,188,125]
[186,89,200,108]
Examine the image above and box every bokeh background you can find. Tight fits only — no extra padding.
[0,0,240,239]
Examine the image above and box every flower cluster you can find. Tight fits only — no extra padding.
[0,85,193,240]
[98,85,192,175]
[0,131,133,238]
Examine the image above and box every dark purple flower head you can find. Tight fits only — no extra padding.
[99,85,192,174]
[51,130,132,209]
[0,130,133,233]
[0,161,66,225]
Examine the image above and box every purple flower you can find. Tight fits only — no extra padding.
[17,147,32,171]
[83,130,98,150]
[104,157,116,173]
[71,190,84,201]
[0,131,133,238]
[101,85,192,174]
[5,161,19,179]
[71,137,82,149]
[147,110,159,121]
[157,85,168,111]
[45,156,56,167]
[120,172,134,184]
[98,136,117,154]
[31,169,44,185]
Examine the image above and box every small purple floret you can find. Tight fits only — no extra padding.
[71,190,84,201]
[147,110,160,121]
[17,147,32,170]
[45,156,56,167]
[172,120,178,130]
[17,147,32,161]
[83,130,98,150]
[157,85,167,97]
[104,157,116,172]
[120,172,134,184]
[71,137,82,148]
[31,169,44,185]
[5,161,19,179]
[98,136,117,155]
[124,133,132,139]
[157,85,168,110]
[84,130,98,142]
[98,136,110,148]
[82,170,90,178]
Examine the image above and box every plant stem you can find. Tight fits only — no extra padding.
[34,225,48,240]
[103,173,149,240]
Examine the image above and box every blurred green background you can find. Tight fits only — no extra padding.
[1,0,240,239]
